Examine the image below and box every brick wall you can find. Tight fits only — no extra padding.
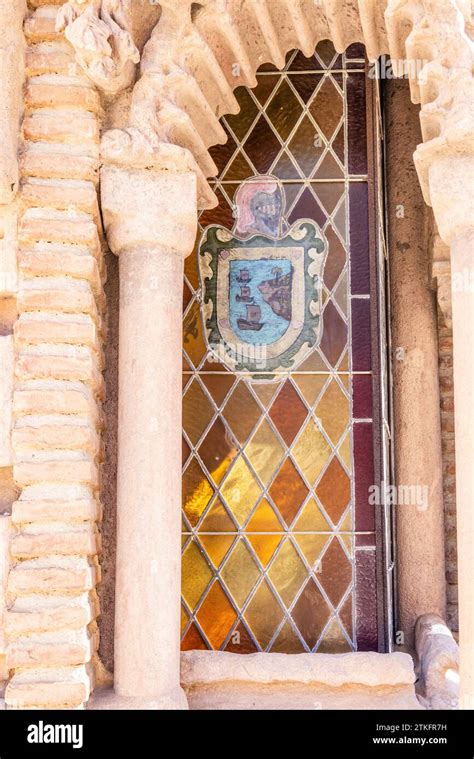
[3,3,105,709]
[438,312,458,634]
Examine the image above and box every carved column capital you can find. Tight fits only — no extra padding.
[100,127,198,257]
[55,0,139,95]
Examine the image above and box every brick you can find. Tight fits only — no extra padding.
[14,317,99,352]
[0,336,14,466]
[13,459,99,488]
[25,49,75,77]
[17,287,99,319]
[12,499,100,524]
[19,215,100,251]
[440,396,454,412]
[5,605,91,636]
[7,639,93,668]
[24,17,62,43]
[0,653,7,681]
[18,249,102,290]
[11,528,100,560]
[14,354,103,396]
[13,389,99,420]
[23,112,99,143]
[29,0,65,7]
[5,679,87,709]
[21,180,99,220]
[442,459,456,477]
[25,83,100,113]
[8,560,97,593]
[20,150,99,183]
[440,413,455,433]
[12,421,101,453]
[439,355,453,370]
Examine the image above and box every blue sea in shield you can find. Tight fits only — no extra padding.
[229,258,293,346]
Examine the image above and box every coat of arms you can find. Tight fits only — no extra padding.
[198,175,328,376]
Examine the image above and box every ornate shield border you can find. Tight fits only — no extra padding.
[198,220,328,376]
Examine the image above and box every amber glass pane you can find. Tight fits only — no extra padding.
[181,43,379,653]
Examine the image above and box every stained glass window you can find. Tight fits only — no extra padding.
[181,41,387,654]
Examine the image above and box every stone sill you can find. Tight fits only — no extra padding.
[181,650,417,688]
[181,650,423,710]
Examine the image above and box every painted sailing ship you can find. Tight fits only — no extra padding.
[235,285,254,303]
[237,304,264,331]
[236,268,252,283]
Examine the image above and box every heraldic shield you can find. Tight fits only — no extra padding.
[198,175,328,376]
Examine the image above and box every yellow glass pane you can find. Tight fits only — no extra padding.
[251,381,282,408]
[181,541,213,611]
[247,498,283,532]
[338,350,349,370]
[182,458,214,527]
[184,237,200,289]
[181,605,189,634]
[334,273,348,316]
[292,419,331,486]
[196,581,237,649]
[222,381,262,444]
[220,456,261,526]
[198,497,236,532]
[295,534,330,568]
[340,533,353,558]
[183,379,214,444]
[244,581,284,649]
[270,621,305,653]
[340,373,350,391]
[338,430,352,472]
[183,300,207,368]
[297,349,329,372]
[340,508,352,532]
[244,419,284,486]
[316,379,349,444]
[198,417,238,485]
[221,539,260,607]
[268,539,307,607]
[318,618,352,653]
[294,497,330,531]
[200,535,235,567]
[293,374,327,407]
[248,534,282,567]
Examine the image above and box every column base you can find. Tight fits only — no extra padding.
[88,686,188,710]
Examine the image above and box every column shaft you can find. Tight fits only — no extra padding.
[450,231,474,708]
[115,246,185,702]
[386,80,446,645]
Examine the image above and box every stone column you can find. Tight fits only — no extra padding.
[450,229,474,708]
[423,154,474,708]
[386,80,446,646]
[99,142,198,709]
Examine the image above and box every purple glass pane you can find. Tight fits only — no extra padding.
[349,183,370,295]
[355,548,378,650]
[351,298,372,372]
[287,187,326,228]
[352,374,373,419]
[209,124,237,176]
[243,115,281,174]
[345,43,366,60]
[354,422,375,532]
[356,533,376,547]
[347,74,367,175]
[290,74,322,103]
